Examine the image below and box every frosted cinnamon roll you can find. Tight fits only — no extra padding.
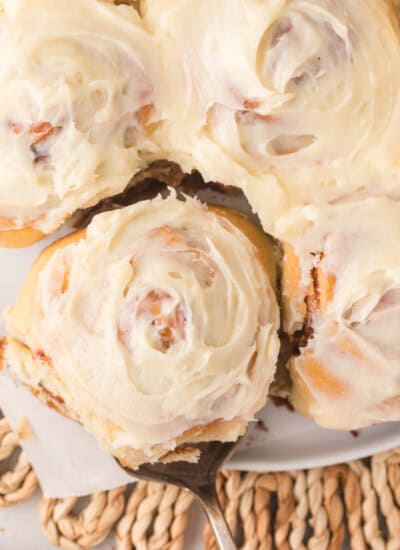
[4,194,279,467]
[144,0,400,229]
[280,198,400,429]
[0,0,160,247]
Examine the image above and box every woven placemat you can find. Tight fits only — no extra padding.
[0,416,38,507]
[2,414,400,549]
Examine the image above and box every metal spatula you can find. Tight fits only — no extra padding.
[116,441,237,549]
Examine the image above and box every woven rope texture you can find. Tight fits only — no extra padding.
[40,487,126,550]
[3,414,400,549]
[0,416,38,507]
[204,458,400,550]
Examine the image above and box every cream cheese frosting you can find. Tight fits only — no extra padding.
[277,197,400,429]
[0,0,161,233]
[5,194,279,461]
[2,0,400,237]
[142,0,400,233]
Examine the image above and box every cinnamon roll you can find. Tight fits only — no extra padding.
[0,0,160,246]
[143,0,400,230]
[4,194,279,467]
[280,198,400,429]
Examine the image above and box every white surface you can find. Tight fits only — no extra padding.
[0,493,55,550]
[1,228,400,548]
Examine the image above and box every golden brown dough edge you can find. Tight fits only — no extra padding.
[0,225,45,248]
[9,229,86,338]
[3,335,247,467]
[5,203,278,467]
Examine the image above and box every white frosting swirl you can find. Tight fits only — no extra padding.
[143,0,400,231]
[6,195,279,460]
[278,198,400,429]
[0,0,161,232]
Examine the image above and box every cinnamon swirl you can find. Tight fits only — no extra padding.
[143,0,400,230]
[4,194,279,466]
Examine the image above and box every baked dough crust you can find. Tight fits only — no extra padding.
[0,225,44,248]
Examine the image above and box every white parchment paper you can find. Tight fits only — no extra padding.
[0,371,133,497]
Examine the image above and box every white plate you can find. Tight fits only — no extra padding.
[1,230,400,475]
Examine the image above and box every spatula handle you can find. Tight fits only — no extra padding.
[195,482,237,550]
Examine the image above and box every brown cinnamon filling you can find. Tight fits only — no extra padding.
[29,122,61,145]
[290,252,335,354]
[28,383,71,418]
[291,290,315,353]
[72,163,262,230]
[0,337,6,367]
[144,290,186,350]
[34,349,51,365]
[271,395,295,412]
[8,120,62,164]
